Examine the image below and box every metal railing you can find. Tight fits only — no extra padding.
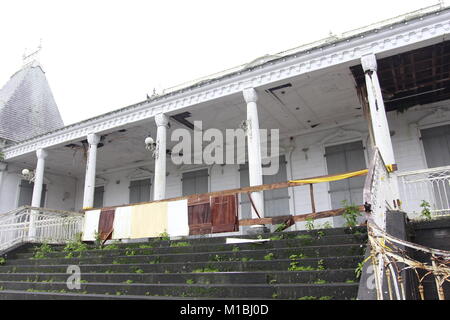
[398,165,450,218]
[0,206,84,253]
[364,147,450,300]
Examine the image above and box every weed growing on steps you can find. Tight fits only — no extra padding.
[305,218,315,231]
[355,256,371,279]
[63,234,88,258]
[32,243,54,259]
[125,250,136,256]
[0,257,6,265]
[420,200,432,220]
[170,242,190,247]
[264,253,275,261]
[274,222,287,233]
[134,268,144,274]
[314,279,327,284]
[192,267,220,273]
[103,243,120,250]
[232,246,240,252]
[123,280,134,284]
[317,259,326,270]
[341,200,362,227]
[186,279,195,284]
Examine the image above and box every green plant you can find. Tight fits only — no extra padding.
[192,267,220,273]
[124,279,134,284]
[269,235,284,241]
[355,256,371,279]
[0,151,4,161]
[319,296,333,300]
[33,243,53,259]
[264,253,275,261]
[232,246,240,252]
[170,241,190,247]
[186,279,195,284]
[103,243,120,250]
[322,221,333,229]
[125,250,136,256]
[341,200,362,227]
[241,257,253,262]
[158,231,170,241]
[298,296,317,300]
[0,257,6,265]
[305,218,315,231]
[314,279,327,284]
[289,254,305,260]
[63,237,88,253]
[274,223,287,233]
[134,268,144,274]
[317,259,325,270]
[316,230,325,239]
[420,200,432,220]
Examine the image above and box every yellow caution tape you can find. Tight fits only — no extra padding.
[289,164,395,184]
[290,169,368,184]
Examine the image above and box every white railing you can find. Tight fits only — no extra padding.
[0,206,84,253]
[398,166,450,218]
[363,148,450,300]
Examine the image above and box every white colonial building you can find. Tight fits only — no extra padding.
[1,4,450,238]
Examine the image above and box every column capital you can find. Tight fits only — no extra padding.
[0,162,7,171]
[243,88,258,103]
[155,113,169,128]
[87,133,101,145]
[36,149,48,160]
[361,54,378,73]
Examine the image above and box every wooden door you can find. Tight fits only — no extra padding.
[188,195,212,235]
[211,195,238,233]
[98,208,115,240]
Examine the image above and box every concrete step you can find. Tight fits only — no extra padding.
[0,255,364,274]
[0,269,358,285]
[12,233,367,260]
[14,227,367,255]
[0,280,358,299]
[6,244,365,266]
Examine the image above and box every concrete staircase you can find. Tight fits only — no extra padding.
[0,227,367,300]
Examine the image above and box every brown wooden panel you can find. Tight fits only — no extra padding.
[188,202,211,235]
[211,195,238,233]
[98,208,115,240]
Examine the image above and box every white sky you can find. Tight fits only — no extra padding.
[0,0,443,125]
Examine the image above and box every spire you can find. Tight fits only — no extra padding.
[22,39,42,68]
[0,43,65,143]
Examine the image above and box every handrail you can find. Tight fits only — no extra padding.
[0,206,83,254]
[363,147,450,300]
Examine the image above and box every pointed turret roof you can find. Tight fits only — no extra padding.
[0,61,64,143]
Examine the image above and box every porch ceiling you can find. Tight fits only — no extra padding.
[13,63,362,177]
[351,40,450,112]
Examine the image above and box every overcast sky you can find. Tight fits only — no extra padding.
[0,0,444,125]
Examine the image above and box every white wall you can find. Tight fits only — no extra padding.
[0,163,78,214]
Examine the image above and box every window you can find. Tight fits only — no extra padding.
[182,169,208,196]
[18,180,46,207]
[93,186,105,208]
[325,141,366,210]
[239,155,289,218]
[129,178,152,204]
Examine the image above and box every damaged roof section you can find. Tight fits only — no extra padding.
[0,62,64,143]
[351,40,450,112]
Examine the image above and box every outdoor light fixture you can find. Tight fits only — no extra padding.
[21,168,35,183]
[145,135,158,158]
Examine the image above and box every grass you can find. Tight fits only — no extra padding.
[192,267,220,273]
[170,242,190,247]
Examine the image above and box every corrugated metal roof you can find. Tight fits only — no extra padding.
[0,62,64,142]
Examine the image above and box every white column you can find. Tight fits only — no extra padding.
[361,54,396,165]
[82,133,100,209]
[31,149,48,207]
[362,54,400,203]
[0,162,7,196]
[243,88,265,218]
[29,149,47,240]
[153,113,169,201]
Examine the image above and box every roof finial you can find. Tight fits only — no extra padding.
[22,39,42,67]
